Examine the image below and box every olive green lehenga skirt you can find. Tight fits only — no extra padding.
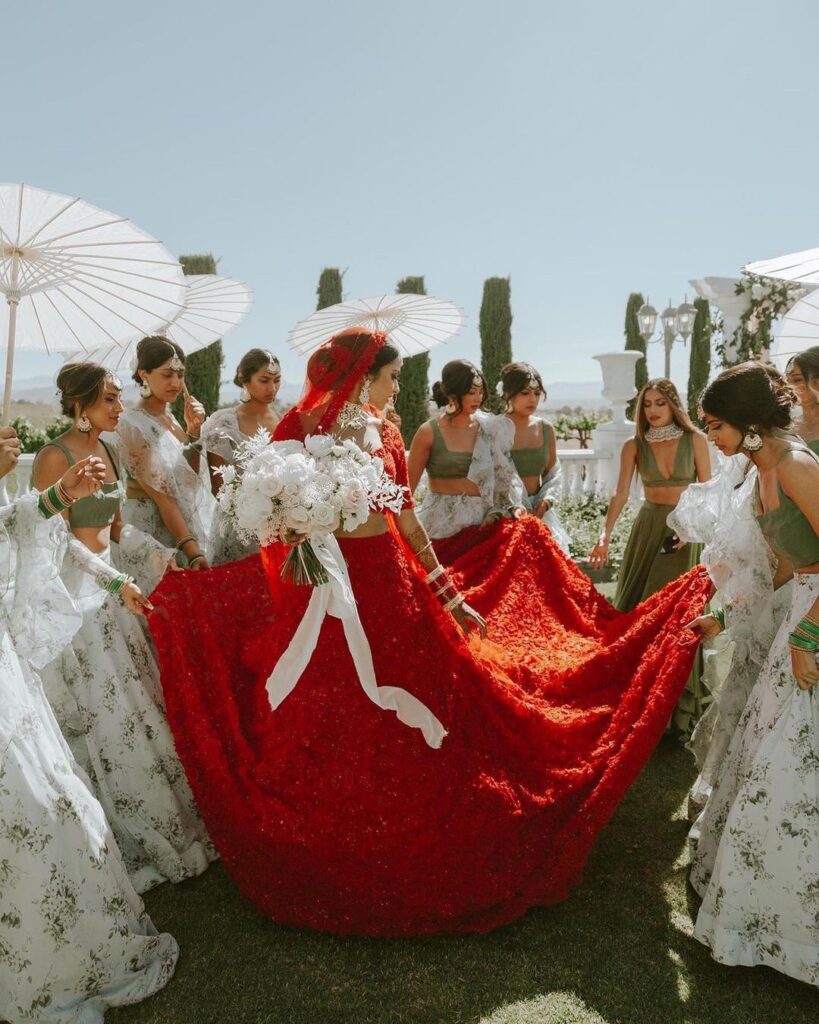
[614,501,705,740]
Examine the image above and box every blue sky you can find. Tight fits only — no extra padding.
[5,0,819,395]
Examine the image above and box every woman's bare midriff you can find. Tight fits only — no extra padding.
[71,524,112,555]
[335,512,389,540]
[643,484,688,506]
[519,473,542,496]
[428,477,481,497]
[794,562,819,575]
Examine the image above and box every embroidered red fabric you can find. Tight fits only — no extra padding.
[147,411,710,937]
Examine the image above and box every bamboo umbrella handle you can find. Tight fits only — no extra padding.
[2,298,19,426]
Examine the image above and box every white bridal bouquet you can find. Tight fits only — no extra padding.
[216,429,408,585]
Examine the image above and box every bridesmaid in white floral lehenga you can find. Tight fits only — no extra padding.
[201,348,281,564]
[685,362,819,987]
[34,363,215,894]
[0,434,177,1024]
[118,335,215,588]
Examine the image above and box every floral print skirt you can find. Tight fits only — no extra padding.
[690,572,819,986]
[0,631,178,1024]
[40,574,216,894]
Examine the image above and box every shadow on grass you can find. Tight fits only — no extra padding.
[114,740,817,1024]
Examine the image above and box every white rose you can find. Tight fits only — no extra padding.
[285,505,312,531]
[305,433,335,458]
[258,472,284,498]
[340,479,367,512]
[311,501,339,532]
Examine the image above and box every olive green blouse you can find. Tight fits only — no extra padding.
[756,445,819,568]
[39,437,122,529]
[637,432,696,488]
[510,419,550,479]
[426,419,474,479]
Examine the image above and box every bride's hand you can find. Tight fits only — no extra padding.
[284,528,308,546]
[452,600,487,639]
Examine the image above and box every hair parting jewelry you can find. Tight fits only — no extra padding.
[169,355,185,372]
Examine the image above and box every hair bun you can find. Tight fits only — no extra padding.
[431,381,447,407]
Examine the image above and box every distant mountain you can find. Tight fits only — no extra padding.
[542,380,607,409]
[12,375,608,413]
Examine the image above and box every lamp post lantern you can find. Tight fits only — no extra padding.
[638,296,693,378]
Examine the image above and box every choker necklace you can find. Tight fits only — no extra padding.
[335,401,368,432]
[645,424,683,442]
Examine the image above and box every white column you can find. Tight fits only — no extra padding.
[591,351,641,496]
[689,276,748,364]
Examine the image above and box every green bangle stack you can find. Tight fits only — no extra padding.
[37,482,74,519]
[789,614,819,653]
[95,571,134,597]
[712,608,726,630]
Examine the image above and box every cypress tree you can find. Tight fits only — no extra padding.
[393,276,429,445]
[173,253,223,417]
[479,277,513,412]
[316,268,343,310]
[624,292,646,420]
[687,297,712,419]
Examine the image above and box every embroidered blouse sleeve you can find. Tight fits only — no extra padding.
[383,421,414,510]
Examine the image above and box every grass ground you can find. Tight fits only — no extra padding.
[112,739,818,1024]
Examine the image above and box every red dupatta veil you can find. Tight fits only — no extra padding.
[261,328,391,600]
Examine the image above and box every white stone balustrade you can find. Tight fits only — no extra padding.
[4,453,35,499]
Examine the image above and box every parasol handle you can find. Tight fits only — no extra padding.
[2,297,19,426]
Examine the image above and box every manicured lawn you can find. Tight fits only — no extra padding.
[113,739,818,1024]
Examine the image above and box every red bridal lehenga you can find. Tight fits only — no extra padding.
[147,333,710,937]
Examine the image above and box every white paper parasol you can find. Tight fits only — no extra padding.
[0,182,187,420]
[287,294,466,356]
[66,274,252,371]
[745,247,819,285]
[769,290,819,367]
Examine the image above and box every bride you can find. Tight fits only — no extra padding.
[146,327,711,937]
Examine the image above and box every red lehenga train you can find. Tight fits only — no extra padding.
[147,407,710,937]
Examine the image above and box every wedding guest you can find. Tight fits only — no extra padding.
[589,378,711,738]
[34,362,215,893]
[119,336,214,588]
[407,359,524,540]
[496,361,571,553]
[786,345,819,454]
[201,348,281,564]
[0,443,178,1022]
[686,361,819,987]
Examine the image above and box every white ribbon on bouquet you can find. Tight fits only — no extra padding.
[265,533,446,749]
